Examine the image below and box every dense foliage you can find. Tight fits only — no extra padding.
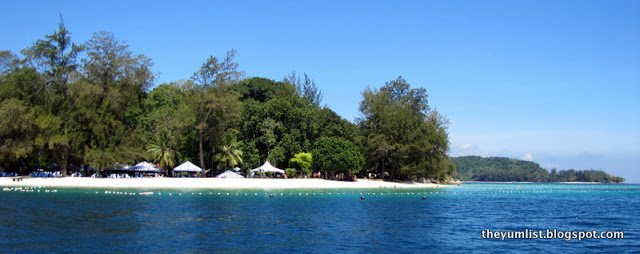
[0,21,460,181]
[312,137,364,177]
[358,77,455,181]
[289,152,313,175]
[454,156,624,183]
[0,23,151,175]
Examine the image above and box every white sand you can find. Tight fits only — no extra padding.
[0,177,451,190]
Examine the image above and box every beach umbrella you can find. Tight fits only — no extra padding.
[250,161,284,174]
[130,162,161,172]
[173,161,203,173]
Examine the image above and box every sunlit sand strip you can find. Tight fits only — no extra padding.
[0,177,453,190]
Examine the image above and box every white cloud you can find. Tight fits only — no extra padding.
[522,153,534,161]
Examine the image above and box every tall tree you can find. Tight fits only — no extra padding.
[0,51,19,76]
[0,98,34,173]
[73,31,154,170]
[359,77,454,181]
[190,50,243,174]
[312,137,364,179]
[192,50,243,88]
[20,18,82,176]
[140,82,194,162]
[239,141,260,172]
[284,71,323,107]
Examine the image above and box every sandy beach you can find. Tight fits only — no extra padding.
[0,177,451,190]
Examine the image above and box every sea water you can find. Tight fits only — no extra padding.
[0,183,638,253]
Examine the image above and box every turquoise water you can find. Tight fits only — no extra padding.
[0,183,638,253]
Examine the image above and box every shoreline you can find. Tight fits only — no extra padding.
[0,177,452,190]
[463,181,617,184]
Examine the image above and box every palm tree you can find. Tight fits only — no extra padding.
[214,132,243,172]
[146,130,179,176]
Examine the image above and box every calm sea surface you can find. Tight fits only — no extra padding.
[0,183,638,253]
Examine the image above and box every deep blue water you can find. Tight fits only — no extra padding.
[0,183,638,253]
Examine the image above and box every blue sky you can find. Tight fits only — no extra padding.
[2,0,639,181]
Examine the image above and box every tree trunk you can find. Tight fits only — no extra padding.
[199,128,205,177]
[60,146,68,177]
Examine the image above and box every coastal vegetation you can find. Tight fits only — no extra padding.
[359,78,454,181]
[454,156,625,183]
[0,21,455,181]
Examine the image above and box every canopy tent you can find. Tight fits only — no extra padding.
[215,170,245,178]
[250,161,284,174]
[128,162,161,172]
[173,161,203,173]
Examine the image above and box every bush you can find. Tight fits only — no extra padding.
[285,168,297,178]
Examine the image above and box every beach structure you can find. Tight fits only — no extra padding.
[129,162,162,173]
[173,161,203,173]
[215,170,244,178]
[102,162,162,178]
[173,161,202,177]
[250,161,284,174]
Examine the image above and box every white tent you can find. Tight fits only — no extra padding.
[173,161,203,173]
[250,161,285,174]
[215,170,244,178]
[130,161,161,172]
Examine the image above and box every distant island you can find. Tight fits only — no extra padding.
[453,156,624,183]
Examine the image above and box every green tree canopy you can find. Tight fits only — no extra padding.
[290,152,313,176]
[312,137,364,176]
[146,130,180,174]
[358,77,453,181]
[214,130,244,170]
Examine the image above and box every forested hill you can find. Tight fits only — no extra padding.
[453,156,625,183]
[0,21,456,182]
